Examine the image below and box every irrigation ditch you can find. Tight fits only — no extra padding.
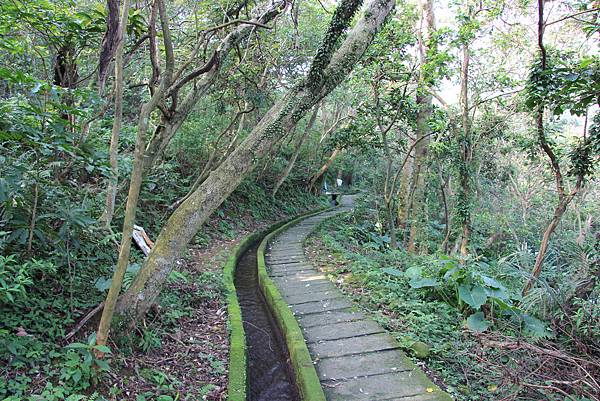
[223,208,331,401]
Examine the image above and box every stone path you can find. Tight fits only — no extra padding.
[265,196,452,401]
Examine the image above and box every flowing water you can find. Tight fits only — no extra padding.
[234,242,300,401]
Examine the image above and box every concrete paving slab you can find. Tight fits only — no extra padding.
[272,271,330,281]
[303,319,384,343]
[285,289,342,305]
[322,371,432,401]
[297,309,366,328]
[291,298,352,315]
[272,278,333,291]
[308,333,400,358]
[315,349,412,380]
[269,263,313,272]
[272,274,329,287]
[269,269,313,278]
[276,282,337,296]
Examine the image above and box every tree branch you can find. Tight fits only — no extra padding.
[546,8,599,26]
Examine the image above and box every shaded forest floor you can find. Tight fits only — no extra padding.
[0,180,327,401]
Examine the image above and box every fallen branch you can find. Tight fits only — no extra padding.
[480,339,600,368]
[63,302,105,342]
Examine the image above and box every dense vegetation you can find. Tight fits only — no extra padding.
[0,0,598,400]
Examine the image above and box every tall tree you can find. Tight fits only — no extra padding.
[521,0,597,296]
[115,0,397,321]
[99,0,129,227]
[406,0,436,253]
[96,0,174,351]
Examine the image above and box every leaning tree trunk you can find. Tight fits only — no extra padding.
[308,148,341,194]
[116,0,397,321]
[272,105,319,196]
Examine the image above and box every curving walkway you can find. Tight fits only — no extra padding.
[265,195,452,401]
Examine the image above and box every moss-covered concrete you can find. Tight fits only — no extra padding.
[257,209,332,401]
[224,232,262,401]
[224,207,330,401]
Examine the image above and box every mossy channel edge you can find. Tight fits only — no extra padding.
[225,207,332,401]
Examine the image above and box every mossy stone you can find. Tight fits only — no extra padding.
[410,341,430,358]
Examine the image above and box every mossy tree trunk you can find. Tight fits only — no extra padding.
[115,0,397,321]
[96,0,174,352]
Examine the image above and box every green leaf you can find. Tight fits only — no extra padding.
[94,277,112,292]
[93,345,111,354]
[404,266,422,279]
[409,277,440,288]
[481,276,505,290]
[458,285,488,309]
[381,267,402,277]
[65,342,89,350]
[523,314,552,338]
[95,359,110,372]
[72,370,82,384]
[466,312,490,332]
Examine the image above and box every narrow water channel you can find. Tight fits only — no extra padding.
[234,242,300,401]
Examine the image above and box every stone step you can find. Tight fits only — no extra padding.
[322,371,439,401]
[291,297,352,316]
[285,289,342,305]
[276,281,337,296]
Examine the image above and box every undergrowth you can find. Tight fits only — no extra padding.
[0,172,326,400]
[306,196,599,401]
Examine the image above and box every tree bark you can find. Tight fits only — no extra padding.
[396,147,412,234]
[308,148,341,193]
[115,0,396,321]
[96,0,173,350]
[99,0,129,227]
[97,0,120,94]
[407,0,435,254]
[458,40,471,258]
[272,105,319,196]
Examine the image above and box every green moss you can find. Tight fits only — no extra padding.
[410,341,431,358]
[224,232,263,401]
[224,209,330,401]
[256,208,332,401]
